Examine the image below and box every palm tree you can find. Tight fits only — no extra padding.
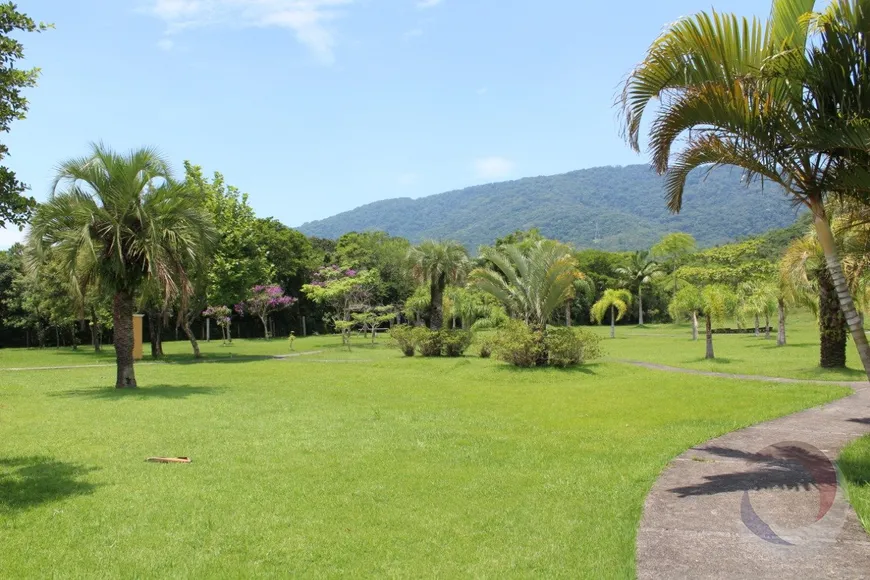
[28,144,216,388]
[621,0,870,378]
[739,282,778,340]
[409,240,469,330]
[470,241,580,329]
[700,285,739,360]
[591,289,632,339]
[669,284,704,341]
[616,250,663,325]
[651,233,697,294]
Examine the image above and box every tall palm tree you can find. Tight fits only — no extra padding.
[669,284,704,341]
[700,285,739,360]
[616,250,662,325]
[621,0,870,378]
[591,289,632,339]
[409,240,469,330]
[470,241,580,329]
[28,144,216,388]
[739,281,778,339]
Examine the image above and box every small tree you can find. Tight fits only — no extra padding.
[651,233,697,294]
[669,285,704,341]
[700,285,738,360]
[236,285,297,339]
[739,282,778,339]
[203,305,233,344]
[591,289,632,338]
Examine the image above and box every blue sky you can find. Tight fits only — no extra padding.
[2,0,771,248]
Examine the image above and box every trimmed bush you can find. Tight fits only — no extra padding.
[479,338,493,359]
[415,327,443,357]
[493,320,544,367]
[441,330,473,357]
[545,327,604,367]
[390,324,417,356]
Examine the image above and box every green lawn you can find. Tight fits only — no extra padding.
[840,435,870,534]
[0,333,851,578]
[586,311,869,382]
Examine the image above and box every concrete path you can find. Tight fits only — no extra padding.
[634,365,870,579]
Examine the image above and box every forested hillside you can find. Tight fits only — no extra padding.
[299,165,802,250]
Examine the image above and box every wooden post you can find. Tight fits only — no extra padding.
[132,314,144,361]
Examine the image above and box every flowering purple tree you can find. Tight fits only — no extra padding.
[236,285,297,339]
[203,305,233,344]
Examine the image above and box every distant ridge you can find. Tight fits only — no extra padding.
[298,164,801,251]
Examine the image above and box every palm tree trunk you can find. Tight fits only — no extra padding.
[610,305,616,339]
[777,298,787,347]
[754,314,760,338]
[430,278,445,331]
[113,291,137,388]
[813,203,870,377]
[705,313,714,360]
[638,286,644,325]
[182,317,202,359]
[565,300,572,327]
[691,311,698,341]
[818,266,847,368]
[764,313,771,340]
[91,307,102,352]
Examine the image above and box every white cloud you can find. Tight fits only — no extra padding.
[0,227,26,250]
[474,156,514,180]
[157,38,175,50]
[145,0,355,64]
[403,27,423,40]
[416,0,442,8]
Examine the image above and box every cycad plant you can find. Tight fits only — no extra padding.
[28,144,216,388]
[471,240,581,329]
[621,0,870,378]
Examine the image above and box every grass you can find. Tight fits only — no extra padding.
[0,327,852,578]
[839,435,870,534]
[586,310,868,382]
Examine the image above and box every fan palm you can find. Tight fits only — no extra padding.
[27,144,216,388]
[616,250,663,325]
[471,241,581,329]
[408,240,469,330]
[621,0,870,378]
[591,289,632,339]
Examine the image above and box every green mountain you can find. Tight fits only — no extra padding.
[297,165,802,250]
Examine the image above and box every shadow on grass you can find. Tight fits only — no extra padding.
[0,456,98,513]
[494,362,600,376]
[51,384,223,400]
[683,357,740,365]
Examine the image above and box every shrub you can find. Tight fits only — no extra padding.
[544,327,583,367]
[575,328,604,362]
[415,327,443,357]
[441,330,473,357]
[390,324,417,356]
[493,320,544,367]
[479,338,493,358]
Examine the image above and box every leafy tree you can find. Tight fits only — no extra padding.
[253,218,317,297]
[591,289,632,339]
[28,145,216,388]
[203,305,233,344]
[184,162,273,309]
[409,241,469,330]
[334,231,415,305]
[302,266,379,343]
[668,285,704,341]
[0,5,50,229]
[621,0,870,378]
[616,250,663,325]
[651,233,697,293]
[471,241,580,329]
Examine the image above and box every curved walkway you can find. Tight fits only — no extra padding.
[629,361,870,579]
